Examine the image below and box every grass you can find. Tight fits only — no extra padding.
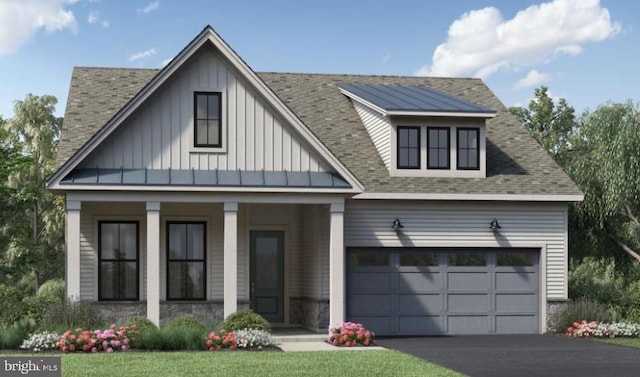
[593,337,640,348]
[13,350,462,377]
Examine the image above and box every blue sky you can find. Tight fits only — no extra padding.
[0,0,636,119]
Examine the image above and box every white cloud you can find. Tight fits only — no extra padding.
[416,0,621,79]
[129,47,158,62]
[87,10,108,28]
[514,69,551,90]
[382,54,391,64]
[161,57,173,66]
[137,1,159,14]
[0,0,79,56]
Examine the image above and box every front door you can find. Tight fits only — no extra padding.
[250,231,284,323]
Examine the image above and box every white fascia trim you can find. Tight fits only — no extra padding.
[48,27,364,193]
[339,88,496,119]
[352,192,584,202]
[50,183,360,194]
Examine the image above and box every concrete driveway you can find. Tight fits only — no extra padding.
[377,335,640,377]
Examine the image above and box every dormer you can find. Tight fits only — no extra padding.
[339,84,496,178]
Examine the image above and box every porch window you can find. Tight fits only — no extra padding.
[98,221,139,301]
[167,222,206,300]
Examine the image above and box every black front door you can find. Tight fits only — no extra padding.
[250,231,284,323]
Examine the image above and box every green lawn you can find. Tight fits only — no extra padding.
[55,350,462,377]
[593,337,640,349]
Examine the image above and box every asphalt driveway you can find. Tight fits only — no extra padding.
[377,335,640,377]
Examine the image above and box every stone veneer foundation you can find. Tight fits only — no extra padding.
[289,297,329,332]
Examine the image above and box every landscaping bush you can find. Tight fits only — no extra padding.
[551,298,617,332]
[41,299,104,331]
[0,326,28,350]
[166,316,206,334]
[0,284,27,326]
[235,329,274,349]
[566,320,640,338]
[221,309,269,332]
[206,330,237,351]
[59,324,137,353]
[123,316,158,332]
[328,322,375,347]
[134,325,205,351]
[20,331,60,352]
[36,279,65,304]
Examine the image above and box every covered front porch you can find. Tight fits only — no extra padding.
[64,192,346,331]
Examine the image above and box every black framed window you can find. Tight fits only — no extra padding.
[457,128,480,170]
[427,127,450,169]
[397,126,420,169]
[99,222,139,301]
[194,92,222,148]
[167,222,206,300]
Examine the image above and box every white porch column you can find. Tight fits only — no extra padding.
[146,201,161,326]
[65,200,81,300]
[223,202,238,318]
[329,201,345,326]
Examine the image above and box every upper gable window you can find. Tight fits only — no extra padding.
[457,128,479,170]
[427,127,450,169]
[194,92,222,148]
[397,126,420,169]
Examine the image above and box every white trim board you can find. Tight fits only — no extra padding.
[353,192,584,202]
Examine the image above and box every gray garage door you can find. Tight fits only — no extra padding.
[346,248,539,336]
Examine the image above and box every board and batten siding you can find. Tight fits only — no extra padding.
[353,101,391,169]
[343,201,569,300]
[82,45,330,173]
[301,205,322,299]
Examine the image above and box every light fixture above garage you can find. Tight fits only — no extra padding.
[489,218,501,231]
[392,218,404,230]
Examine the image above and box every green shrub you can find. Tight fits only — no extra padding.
[36,279,65,304]
[135,326,205,351]
[40,299,104,331]
[0,284,27,326]
[123,316,158,332]
[221,309,269,332]
[166,316,205,333]
[0,326,27,350]
[551,298,617,332]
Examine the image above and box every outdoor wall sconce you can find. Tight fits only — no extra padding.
[392,218,404,230]
[489,218,501,231]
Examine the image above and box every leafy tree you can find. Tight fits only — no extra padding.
[2,94,64,292]
[509,86,576,161]
[566,101,640,264]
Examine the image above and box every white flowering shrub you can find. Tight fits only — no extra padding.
[20,331,60,352]
[567,321,640,338]
[234,329,274,349]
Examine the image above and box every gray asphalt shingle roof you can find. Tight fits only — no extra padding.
[56,67,581,196]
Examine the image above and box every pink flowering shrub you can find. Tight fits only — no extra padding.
[566,320,640,338]
[328,322,375,347]
[206,330,238,351]
[59,324,137,353]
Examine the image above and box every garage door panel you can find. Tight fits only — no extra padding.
[348,316,392,336]
[496,271,537,290]
[447,272,489,290]
[348,294,392,314]
[448,316,490,334]
[496,293,537,313]
[398,272,440,291]
[448,294,489,313]
[496,315,538,334]
[348,272,391,292]
[398,293,440,314]
[398,316,443,335]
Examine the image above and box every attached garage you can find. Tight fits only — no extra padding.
[346,248,539,336]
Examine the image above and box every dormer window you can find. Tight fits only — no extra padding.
[397,126,420,169]
[339,83,496,178]
[194,92,222,148]
[457,128,479,170]
[427,127,450,169]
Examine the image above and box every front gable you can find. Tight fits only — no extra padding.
[48,26,362,193]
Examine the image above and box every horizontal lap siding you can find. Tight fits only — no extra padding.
[82,46,329,173]
[344,201,568,300]
[353,101,390,169]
